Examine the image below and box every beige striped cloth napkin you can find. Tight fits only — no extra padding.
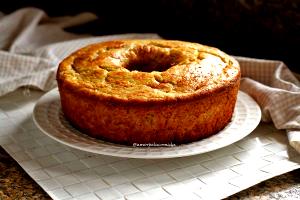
[0,7,160,96]
[1,8,299,153]
[237,57,300,152]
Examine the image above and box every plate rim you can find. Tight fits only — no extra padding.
[32,87,261,159]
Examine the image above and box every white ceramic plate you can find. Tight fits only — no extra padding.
[33,88,261,159]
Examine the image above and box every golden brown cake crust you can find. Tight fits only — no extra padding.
[57,39,241,145]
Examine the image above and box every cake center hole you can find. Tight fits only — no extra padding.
[125,46,181,72]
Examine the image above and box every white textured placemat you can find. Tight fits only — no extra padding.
[0,89,300,200]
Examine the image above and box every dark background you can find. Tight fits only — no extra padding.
[2,0,300,73]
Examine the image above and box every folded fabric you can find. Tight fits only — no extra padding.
[236,57,300,153]
[0,7,160,96]
[0,8,299,153]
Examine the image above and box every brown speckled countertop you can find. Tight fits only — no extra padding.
[0,146,299,200]
[0,146,51,200]
[227,170,300,199]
